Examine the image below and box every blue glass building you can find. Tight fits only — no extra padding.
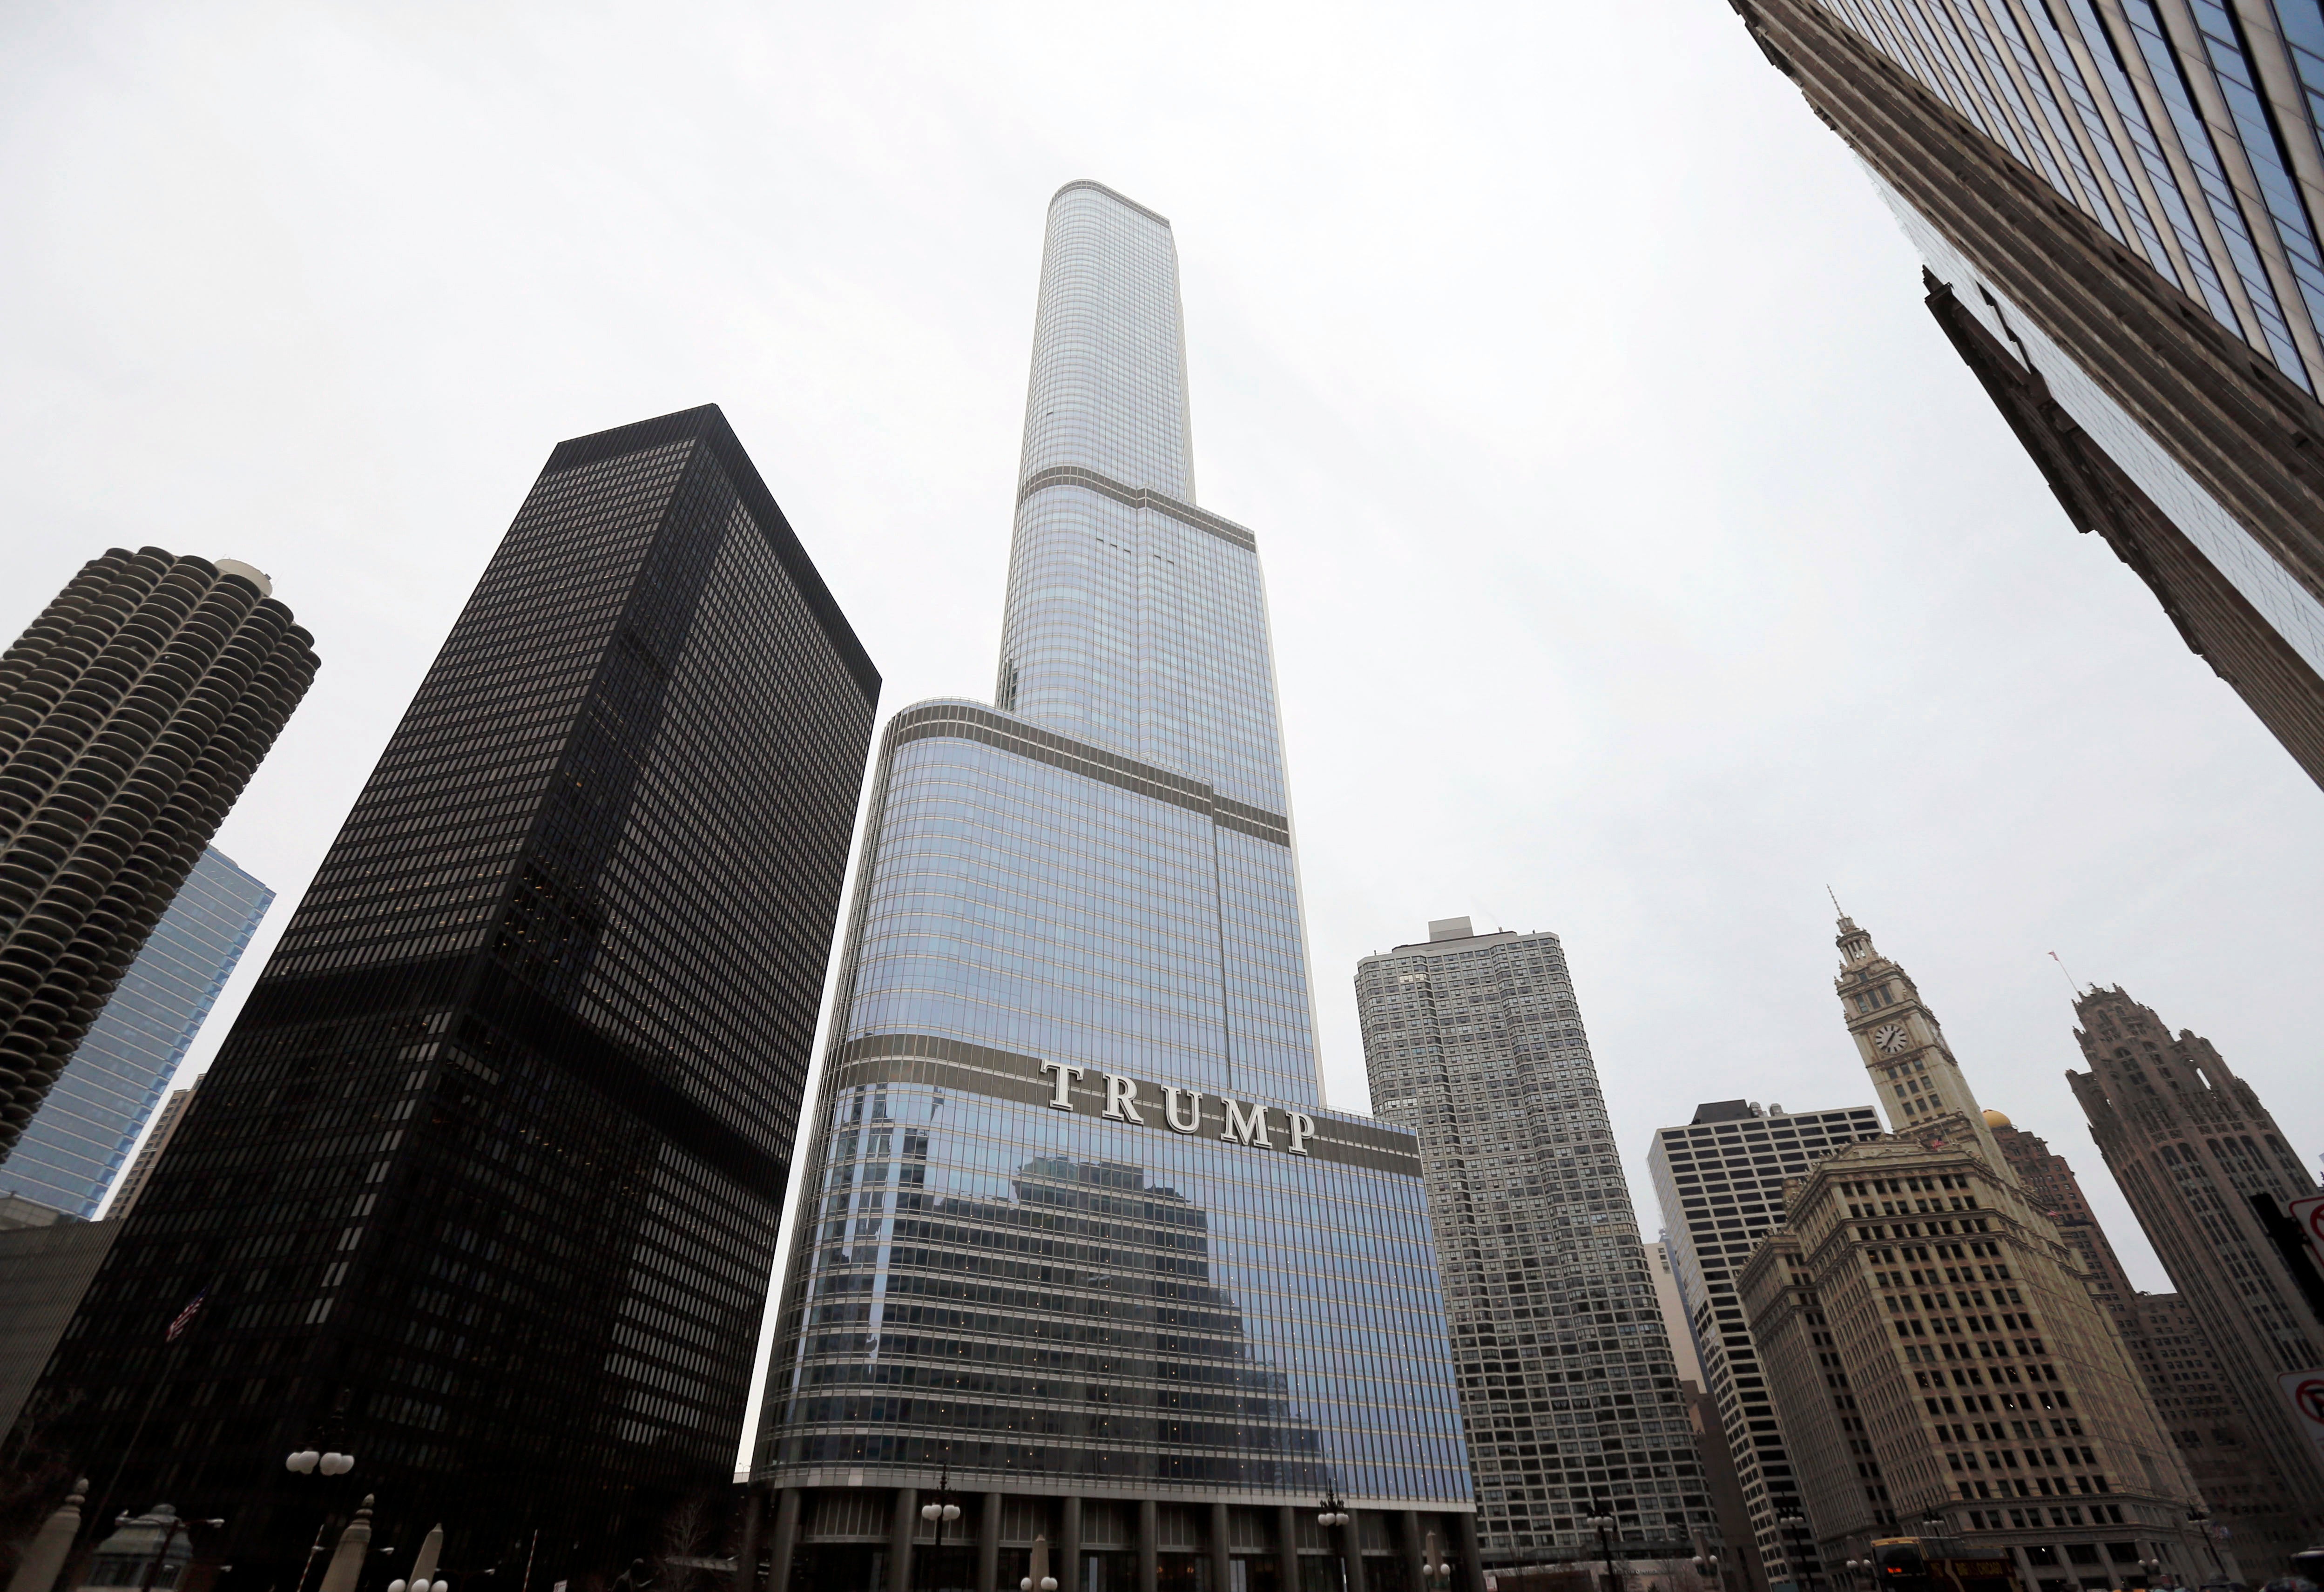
[0,846,270,1218]
[750,182,1477,1592]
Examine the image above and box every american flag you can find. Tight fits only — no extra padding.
[165,1287,208,1342]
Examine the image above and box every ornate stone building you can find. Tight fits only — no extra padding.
[1735,917,2215,1587]
[2067,986,2324,1569]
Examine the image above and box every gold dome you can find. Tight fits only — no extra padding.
[1982,1108,2013,1130]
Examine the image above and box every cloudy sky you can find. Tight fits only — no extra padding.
[6,0,2319,1404]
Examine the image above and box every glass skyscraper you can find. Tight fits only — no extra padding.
[1722,0,2324,788]
[0,846,270,1217]
[751,182,1475,1592]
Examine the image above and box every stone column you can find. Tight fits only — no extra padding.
[1454,1513,1487,1592]
[1341,1513,1369,1592]
[1136,1499,1158,1592]
[315,1497,374,1592]
[1276,1506,1300,1592]
[887,1488,919,1592]
[3,1478,83,1592]
[977,1493,1002,1592]
[1208,1501,1232,1592]
[765,1490,801,1592]
[1060,1497,1083,1592]
[1399,1512,1425,1592]
[732,1488,764,1592]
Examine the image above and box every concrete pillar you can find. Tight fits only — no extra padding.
[1137,1499,1158,1592]
[766,1490,801,1592]
[1277,1506,1300,1592]
[1209,1502,1232,1592]
[315,1496,375,1592]
[888,1488,919,1592]
[1061,1497,1083,1592]
[1454,1514,1486,1592]
[1398,1512,1425,1592]
[978,1493,1002,1592]
[4,1478,83,1592]
[1341,1513,1368,1592]
[733,1489,764,1592]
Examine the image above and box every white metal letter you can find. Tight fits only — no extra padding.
[1039,1060,1085,1111]
[1286,1112,1314,1156]
[1221,1099,1272,1148]
[1162,1086,1203,1134]
[1103,1073,1145,1124]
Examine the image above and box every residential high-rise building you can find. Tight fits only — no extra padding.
[0,551,314,1153]
[750,183,1473,1592]
[2067,985,2324,1568]
[16,406,879,1590]
[1735,918,2214,1585]
[1652,1241,1706,1384]
[0,847,270,1217]
[1717,0,2324,789]
[105,1081,196,1222]
[1357,917,1716,1574]
[1647,1100,1886,1592]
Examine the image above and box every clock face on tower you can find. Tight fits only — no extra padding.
[1873,1023,1911,1055]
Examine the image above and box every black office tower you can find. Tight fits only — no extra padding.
[19,408,879,1590]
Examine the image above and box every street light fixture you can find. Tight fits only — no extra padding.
[284,1451,355,1476]
[1317,1491,1353,1592]
[1693,1552,1722,1592]
[1018,1534,1058,1592]
[1585,1504,1621,1592]
[919,1461,961,1590]
[1776,1513,1815,1592]
[1422,1529,1454,1589]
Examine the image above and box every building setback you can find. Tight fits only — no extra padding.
[1,847,270,1217]
[1648,1100,1886,1592]
[1359,918,1717,1572]
[15,406,879,1591]
[1716,0,2324,789]
[106,1082,196,1223]
[1985,1107,2283,1546]
[0,552,314,1154]
[751,182,1473,1592]
[1736,918,2213,1585]
[2066,985,2324,1568]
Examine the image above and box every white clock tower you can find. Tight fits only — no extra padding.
[1831,912,2011,1175]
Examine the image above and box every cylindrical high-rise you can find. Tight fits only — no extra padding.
[753,182,1477,1592]
[0,549,315,1156]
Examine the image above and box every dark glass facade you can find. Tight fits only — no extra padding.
[1,846,271,1218]
[0,550,314,1155]
[750,184,1476,1592]
[15,407,879,1590]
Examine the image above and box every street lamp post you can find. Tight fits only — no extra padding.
[284,1449,359,1592]
[1422,1529,1454,1590]
[918,1463,961,1591]
[1317,1490,1353,1592]
[1693,1552,1722,1592]
[1776,1514,1814,1592]
[1585,1504,1621,1592]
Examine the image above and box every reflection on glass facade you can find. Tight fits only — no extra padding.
[1358,923,1721,1570]
[0,847,270,1218]
[1727,0,2324,790]
[755,182,1474,1592]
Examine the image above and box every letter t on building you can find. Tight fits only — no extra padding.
[1040,1060,1085,1111]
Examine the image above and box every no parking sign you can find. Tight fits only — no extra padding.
[2282,1369,2324,1464]
[2293,1193,2324,1268]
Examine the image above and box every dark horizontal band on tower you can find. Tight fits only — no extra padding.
[884,701,1290,846]
[1017,465,1258,552]
[828,1031,1423,1176]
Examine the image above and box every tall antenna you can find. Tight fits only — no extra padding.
[1826,884,1844,916]
[2048,950,2081,997]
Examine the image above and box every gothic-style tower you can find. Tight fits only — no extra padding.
[1830,914,2007,1172]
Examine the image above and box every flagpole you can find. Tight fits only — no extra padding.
[85,1279,220,1549]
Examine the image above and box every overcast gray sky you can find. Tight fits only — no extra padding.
[6,0,2318,1397]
